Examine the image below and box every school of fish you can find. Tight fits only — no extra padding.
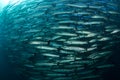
[0,0,120,80]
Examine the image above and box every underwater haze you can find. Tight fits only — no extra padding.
[0,0,120,80]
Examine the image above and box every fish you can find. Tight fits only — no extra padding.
[104,11,120,14]
[88,51,112,59]
[58,20,76,24]
[62,46,86,52]
[29,41,48,45]
[78,70,94,74]
[65,40,88,45]
[35,62,57,67]
[74,12,91,16]
[96,64,114,69]
[46,73,66,77]
[83,21,104,25]
[80,75,100,80]
[98,37,111,41]
[111,29,120,34]
[53,69,74,73]
[59,59,74,64]
[59,50,75,55]
[35,46,57,51]
[89,39,97,43]
[55,32,77,37]
[51,26,74,30]
[91,15,108,20]
[66,3,88,8]
[42,53,59,58]
[87,47,97,51]
[53,11,73,15]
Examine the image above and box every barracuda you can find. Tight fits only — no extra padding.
[66,4,88,8]
[65,40,87,45]
[62,46,86,52]
[46,73,66,77]
[91,15,107,20]
[58,20,76,24]
[35,63,57,67]
[80,75,100,80]
[98,37,111,41]
[96,64,114,69]
[36,46,57,51]
[29,41,47,45]
[53,11,73,15]
[56,32,77,37]
[51,26,74,30]
[53,69,74,73]
[42,53,59,58]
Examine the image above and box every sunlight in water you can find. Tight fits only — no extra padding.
[1,0,10,6]
[0,0,22,10]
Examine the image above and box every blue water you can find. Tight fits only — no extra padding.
[0,0,120,80]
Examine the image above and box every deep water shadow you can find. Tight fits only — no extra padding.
[103,43,120,80]
[0,49,27,80]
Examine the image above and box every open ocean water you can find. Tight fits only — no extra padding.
[0,0,120,80]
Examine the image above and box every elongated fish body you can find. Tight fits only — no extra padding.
[1,0,120,80]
